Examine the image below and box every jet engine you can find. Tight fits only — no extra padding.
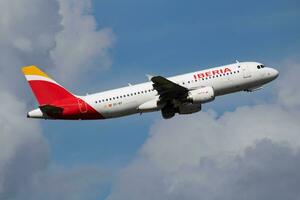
[187,86,215,104]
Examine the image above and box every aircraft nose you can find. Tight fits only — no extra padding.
[271,68,279,79]
[267,68,279,79]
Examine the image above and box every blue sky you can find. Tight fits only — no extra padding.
[40,0,300,198]
[4,0,299,199]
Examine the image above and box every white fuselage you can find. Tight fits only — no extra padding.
[80,62,278,119]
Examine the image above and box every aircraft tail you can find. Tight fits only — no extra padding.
[22,66,75,105]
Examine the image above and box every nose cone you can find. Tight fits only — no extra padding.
[271,68,279,79]
[267,68,279,80]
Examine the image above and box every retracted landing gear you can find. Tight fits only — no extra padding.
[161,104,176,119]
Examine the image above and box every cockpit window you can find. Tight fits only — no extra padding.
[257,65,265,69]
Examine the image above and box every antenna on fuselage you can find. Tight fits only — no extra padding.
[235,60,240,63]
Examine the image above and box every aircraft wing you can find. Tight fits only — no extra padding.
[151,76,189,102]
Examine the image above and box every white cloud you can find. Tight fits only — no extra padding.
[0,1,59,197]
[276,59,300,109]
[140,105,300,174]
[15,165,110,200]
[0,90,48,198]
[50,0,115,83]
[0,0,61,53]
[108,140,300,200]
[107,59,300,200]
[0,0,114,199]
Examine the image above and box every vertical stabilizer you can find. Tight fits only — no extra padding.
[22,66,75,105]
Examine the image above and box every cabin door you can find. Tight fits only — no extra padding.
[78,99,88,113]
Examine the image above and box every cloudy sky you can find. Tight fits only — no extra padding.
[0,0,300,199]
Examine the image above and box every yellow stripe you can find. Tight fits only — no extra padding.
[22,65,51,79]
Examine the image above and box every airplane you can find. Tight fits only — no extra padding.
[22,61,279,120]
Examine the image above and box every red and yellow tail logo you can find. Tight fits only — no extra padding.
[22,66,74,105]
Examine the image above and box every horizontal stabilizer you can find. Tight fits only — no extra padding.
[39,104,64,117]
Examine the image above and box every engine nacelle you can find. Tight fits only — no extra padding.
[178,103,201,114]
[187,86,215,104]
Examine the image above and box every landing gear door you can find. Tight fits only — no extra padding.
[242,66,251,78]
